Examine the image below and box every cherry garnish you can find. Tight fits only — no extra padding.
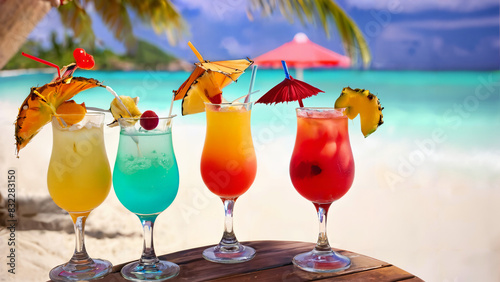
[140,110,159,130]
[73,48,95,69]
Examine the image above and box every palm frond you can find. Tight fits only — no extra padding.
[58,1,96,49]
[91,0,135,49]
[249,0,371,68]
[57,0,187,52]
[118,0,187,46]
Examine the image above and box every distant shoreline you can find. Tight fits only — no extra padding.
[0,68,55,77]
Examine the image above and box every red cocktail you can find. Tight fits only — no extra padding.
[290,108,354,203]
[289,107,354,273]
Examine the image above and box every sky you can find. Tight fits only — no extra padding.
[29,0,500,70]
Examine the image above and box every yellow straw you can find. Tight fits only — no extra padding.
[188,41,204,62]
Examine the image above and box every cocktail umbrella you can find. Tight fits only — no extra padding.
[15,76,103,154]
[15,51,103,155]
[172,42,253,115]
[255,61,324,107]
[254,33,350,80]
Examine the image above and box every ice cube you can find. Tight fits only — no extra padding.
[320,141,337,157]
[120,156,152,174]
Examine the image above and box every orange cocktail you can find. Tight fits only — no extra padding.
[200,102,257,263]
[201,103,256,198]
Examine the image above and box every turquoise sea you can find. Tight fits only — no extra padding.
[1,69,500,281]
[1,69,499,148]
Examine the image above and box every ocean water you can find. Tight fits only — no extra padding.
[1,69,500,281]
[2,69,499,145]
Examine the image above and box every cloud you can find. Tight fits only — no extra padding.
[401,16,499,30]
[372,16,499,69]
[379,25,422,41]
[176,0,248,22]
[219,37,253,57]
[343,0,499,13]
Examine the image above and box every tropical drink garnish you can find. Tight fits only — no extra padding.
[334,87,384,137]
[15,48,105,155]
[108,96,142,127]
[55,100,87,126]
[173,42,253,115]
[15,78,103,154]
[256,61,323,107]
[73,48,95,69]
[140,110,159,130]
[181,71,225,115]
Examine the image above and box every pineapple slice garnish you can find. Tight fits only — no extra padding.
[108,96,142,127]
[181,71,224,115]
[335,87,384,137]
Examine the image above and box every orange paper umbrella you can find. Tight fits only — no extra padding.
[256,61,323,107]
[15,76,103,155]
[173,42,253,115]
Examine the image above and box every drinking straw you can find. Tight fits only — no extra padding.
[86,107,109,112]
[281,60,290,79]
[105,86,133,116]
[105,86,142,156]
[244,65,258,103]
[231,90,260,104]
[54,116,68,127]
[282,60,304,107]
[167,92,175,118]
[22,52,61,78]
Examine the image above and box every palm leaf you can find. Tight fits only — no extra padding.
[249,0,371,68]
[55,0,367,67]
[120,0,187,45]
[56,0,187,51]
[91,0,135,49]
[58,1,95,48]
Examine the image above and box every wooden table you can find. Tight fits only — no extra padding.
[99,241,422,281]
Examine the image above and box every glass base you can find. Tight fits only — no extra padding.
[202,244,256,264]
[293,249,351,273]
[121,260,180,281]
[49,258,112,281]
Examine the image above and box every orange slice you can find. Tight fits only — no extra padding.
[55,100,87,127]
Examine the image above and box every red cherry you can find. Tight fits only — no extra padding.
[208,93,222,104]
[73,48,95,69]
[140,110,159,130]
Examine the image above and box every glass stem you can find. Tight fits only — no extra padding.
[315,203,333,252]
[220,199,239,248]
[138,214,159,265]
[69,212,92,265]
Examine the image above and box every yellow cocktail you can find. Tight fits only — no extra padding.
[48,122,111,213]
[46,113,113,281]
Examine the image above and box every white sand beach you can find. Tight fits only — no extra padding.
[1,98,500,282]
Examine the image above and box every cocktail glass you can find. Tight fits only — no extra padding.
[47,112,112,281]
[113,116,180,281]
[289,107,355,273]
[200,102,257,263]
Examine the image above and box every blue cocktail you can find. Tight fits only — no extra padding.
[113,116,179,281]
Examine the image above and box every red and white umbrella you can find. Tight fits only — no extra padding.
[254,33,350,80]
